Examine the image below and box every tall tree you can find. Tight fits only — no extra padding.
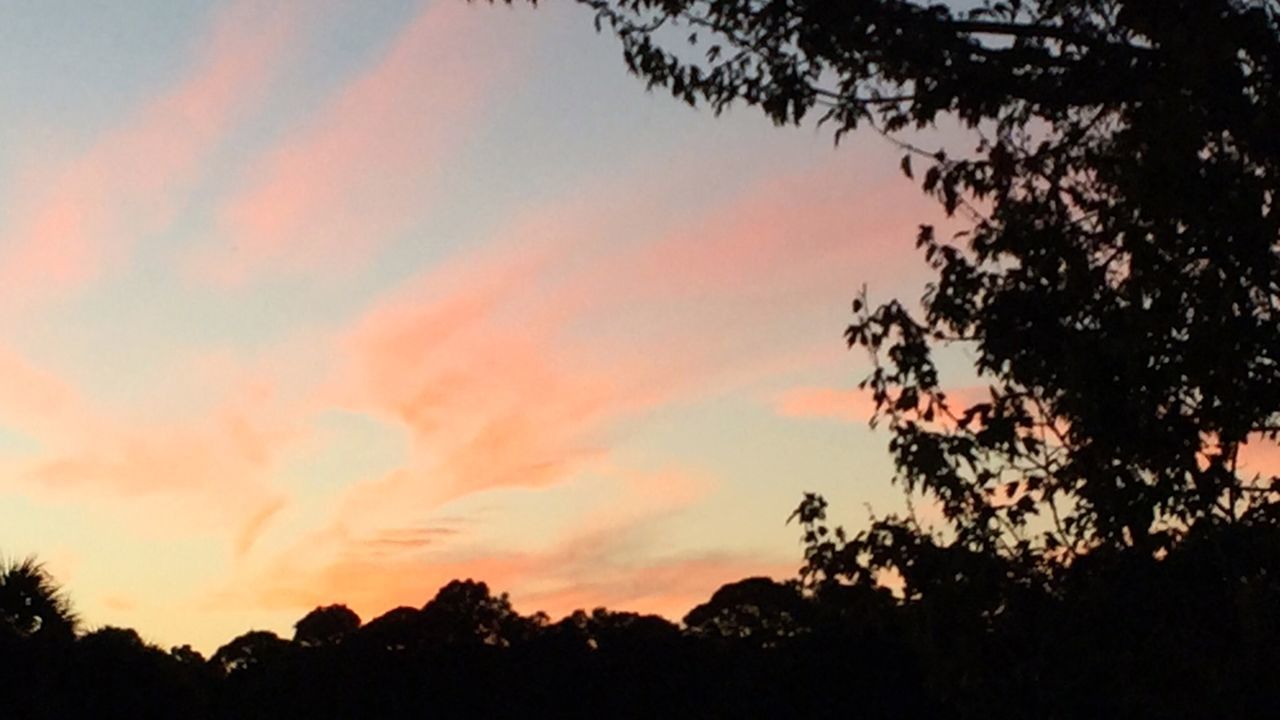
[516,0,1280,584]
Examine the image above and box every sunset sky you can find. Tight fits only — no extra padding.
[0,0,958,651]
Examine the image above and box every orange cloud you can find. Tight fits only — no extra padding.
[521,554,799,621]
[238,466,791,625]
[234,498,288,559]
[251,540,793,627]
[199,0,526,286]
[100,594,139,613]
[0,0,309,307]
[1239,436,1280,479]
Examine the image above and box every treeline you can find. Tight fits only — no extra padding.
[4,541,1280,719]
[0,572,918,719]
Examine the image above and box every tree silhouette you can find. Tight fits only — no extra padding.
[70,626,215,719]
[293,604,361,647]
[355,605,422,652]
[0,556,77,643]
[682,576,810,646]
[2,551,1279,716]
[210,630,291,675]
[170,643,207,666]
[418,579,544,647]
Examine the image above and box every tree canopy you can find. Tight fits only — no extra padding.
[0,569,938,719]
[293,604,361,647]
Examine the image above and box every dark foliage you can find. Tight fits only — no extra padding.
[0,569,939,719]
[293,604,361,647]
[4,560,1279,717]
[0,557,77,643]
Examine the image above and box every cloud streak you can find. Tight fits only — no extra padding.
[0,0,309,308]
[198,0,526,286]
[241,466,792,623]
[775,386,879,423]
[0,341,299,540]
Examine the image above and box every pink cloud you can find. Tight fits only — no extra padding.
[0,345,88,440]
[520,158,942,408]
[336,282,627,505]
[0,342,301,538]
[199,0,526,286]
[205,155,935,531]
[100,136,941,633]
[775,383,1000,429]
[546,157,934,312]
[21,394,292,527]
[628,167,927,300]
[310,194,672,524]
[775,386,878,423]
[0,0,309,306]
[217,151,937,606]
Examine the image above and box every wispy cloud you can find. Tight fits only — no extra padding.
[215,156,932,621]
[233,498,288,559]
[197,0,525,286]
[0,0,309,308]
[240,466,792,622]
[775,386,878,423]
[0,0,960,653]
[0,345,89,441]
[0,341,299,537]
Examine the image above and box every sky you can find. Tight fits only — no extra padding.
[0,0,959,652]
